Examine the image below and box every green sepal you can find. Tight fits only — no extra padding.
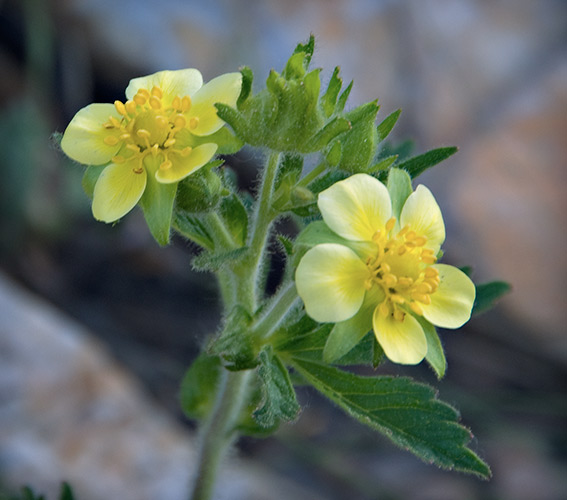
[387,167,413,220]
[290,170,347,216]
[334,101,379,173]
[211,306,259,371]
[323,288,381,363]
[397,146,458,179]
[81,164,105,199]
[321,66,343,117]
[472,281,511,316]
[417,316,447,379]
[237,66,254,108]
[179,352,223,420]
[173,212,215,250]
[181,126,243,156]
[376,109,401,143]
[292,358,491,479]
[253,346,300,428]
[139,162,177,246]
[219,193,248,246]
[325,140,342,167]
[175,161,224,213]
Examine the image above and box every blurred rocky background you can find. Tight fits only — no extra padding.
[0,0,566,499]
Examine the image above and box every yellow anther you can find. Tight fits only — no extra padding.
[156,116,169,128]
[394,309,406,322]
[398,225,410,237]
[127,144,141,153]
[189,117,199,129]
[424,267,439,278]
[364,279,374,291]
[133,94,147,106]
[413,236,427,246]
[172,96,181,110]
[421,255,437,264]
[397,277,413,287]
[111,155,125,164]
[380,262,391,273]
[372,230,382,243]
[109,116,122,128]
[103,121,114,129]
[182,96,192,112]
[174,114,187,129]
[149,96,161,110]
[410,302,424,316]
[114,100,127,115]
[125,100,137,114]
[390,294,405,304]
[405,231,416,241]
[398,246,407,256]
[383,274,398,287]
[150,144,160,156]
[180,146,192,156]
[379,302,390,317]
[136,129,151,138]
[103,135,119,146]
[159,160,172,170]
[411,293,431,305]
[416,282,433,294]
[150,86,162,98]
[164,138,176,148]
[132,166,144,174]
[119,133,131,141]
[385,217,396,232]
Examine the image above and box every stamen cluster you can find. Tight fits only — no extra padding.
[102,86,198,174]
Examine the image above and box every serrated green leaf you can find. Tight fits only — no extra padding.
[398,147,458,179]
[292,358,491,478]
[376,109,401,143]
[292,34,315,64]
[277,234,294,256]
[253,346,300,428]
[215,103,249,139]
[304,116,351,152]
[180,353,223,420]
[387,167,413,220]
[472,281,511,316]
[173,212,214,250]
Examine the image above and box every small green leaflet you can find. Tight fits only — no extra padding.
[253,346,300,428]
[292,358,491,479]
[180,353,222,420]
[397,147,458,179]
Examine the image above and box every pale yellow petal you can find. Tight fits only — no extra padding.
[188,73,243,136]
[92,163,147,222]
[61,104,121,165]
[421,264,476,328]
[295,243,369,323]
[125,69,203,104]
[400,185,445,253]
[155,144,218,184]
[373,307,427,364]
[317,174,392,242]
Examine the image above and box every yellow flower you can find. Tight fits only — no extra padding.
[61,69,242,222]
[295,173,475,365]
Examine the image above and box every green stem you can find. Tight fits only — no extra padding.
[189,369,252,500]
[296,161,326,188]
[236,151,281,312]
[252,280,301,339]
[204,212,238,250]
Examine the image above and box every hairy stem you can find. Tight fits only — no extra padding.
[189,369,252,500]
[252,280,301,339]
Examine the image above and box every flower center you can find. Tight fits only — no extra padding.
[101,86,199,174]
[365,217,440,321]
